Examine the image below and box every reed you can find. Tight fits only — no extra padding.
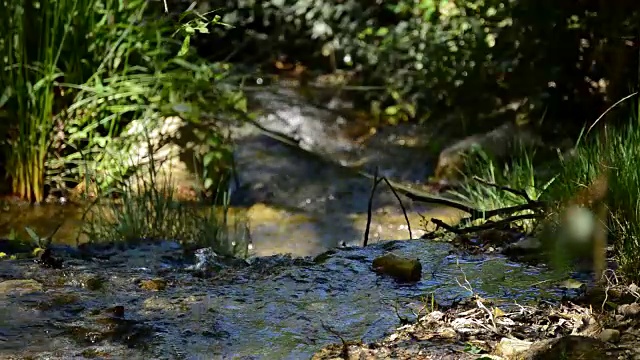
[0,0,129,203]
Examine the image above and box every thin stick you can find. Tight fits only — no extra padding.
[364,167,382,247]
[472,176,532,203]
[586,91,639,136]
[320,321,350,360]
[431,213,540,235]
[381,177,413,240]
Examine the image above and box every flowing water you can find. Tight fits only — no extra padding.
[0,82,459,257]
[0,239,567,359]
[0,82,567,359]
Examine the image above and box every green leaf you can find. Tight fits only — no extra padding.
[384,106,399,116]
[204,178,214,189]
[25,227,40,243]
[559,278,585,290]
[203,152,216,167]
[0,86,13,108]
[376,27,389,36]
[178,36,191,57]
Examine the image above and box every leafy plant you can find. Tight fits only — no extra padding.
[174,10,232,57]
[78,124,250,257]
[463,342,484,355]
[0,0,246,203]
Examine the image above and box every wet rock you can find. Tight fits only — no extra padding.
[619,303,640,317]
[248,87,356,156]
[105,305,126,318]
[0,279,43,296]
[599,329,621,343]
[372,253,422,282]
[139,278,167,291]
[35,247,63,269]
[84,275,107,291]
[36,292,83,312]
[521,335,613,360]
[313,249,337,264]
[66,274,107,291]
[559,278,587,291]
[80,349,112,358]
[185,246,252,278]
[186,247,225,276]
[502,236,542,257]
[495,337,533,358]
[142,296,179,312]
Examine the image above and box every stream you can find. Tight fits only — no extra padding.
[0,82,570,359]
[0,239,569,359]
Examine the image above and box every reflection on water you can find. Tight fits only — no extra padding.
[0,198,465,258]
[1,84,459,258]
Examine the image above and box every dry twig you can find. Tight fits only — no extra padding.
[363,167,382,247]
[321,321,350,360]
[364,168,413,247]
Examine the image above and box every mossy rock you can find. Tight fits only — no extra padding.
[372,253,422,282]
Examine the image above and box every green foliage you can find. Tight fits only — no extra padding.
[211,0,638,133]
[208,0,514,120]
[0,0,72,202]
[454,101,640,280]
[350,0,509,122]
[463,342,483,355]
[544,114,640,280]
[447,149,554,231]
[175,10,232,57]
[79,145,250,258]
[0,0,246,202]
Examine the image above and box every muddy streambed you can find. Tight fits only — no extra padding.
[0,239,573,359]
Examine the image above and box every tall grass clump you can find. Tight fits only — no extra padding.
[1,0,249,256]
[78,128,251,258]
[545,110,640,280]
[447,149,555,232]
[460,102,640,280]
[79,169,252,258]
[0,0,141,202]
[0,0,72,202]
[0,0,245,204]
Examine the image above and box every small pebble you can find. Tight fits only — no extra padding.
[618,303,640,317]
[599,328,621,343]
